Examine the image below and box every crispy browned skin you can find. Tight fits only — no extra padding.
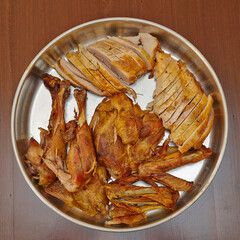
[73,166,109,218]
[40,74,79,192]
[109,93,143,145]
[150,172,196,191]
[91,100,131,179]
[62,120,77,145]
[105,184,179,209]
[128,113,165,170]
[25,74,71,188]
[25,137,56,187]
[45,166,109,218]
[41,74,69,167]
[91,93,164,178]
[66,89,97,189]
[138,146,212,175]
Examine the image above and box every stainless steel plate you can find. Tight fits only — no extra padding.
[11,18,228,232]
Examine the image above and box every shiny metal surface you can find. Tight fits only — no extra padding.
[11,18,228,232]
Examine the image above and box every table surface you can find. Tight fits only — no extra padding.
[1,0,240,239]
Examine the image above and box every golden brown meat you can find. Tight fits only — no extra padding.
[127,113,165,170]
[91,101,131,179]
[66,89,97,189]
[105,183,179,209]
[91,93,164,178]
[109,93,143,145]
[25,137,55,187]
[138,146,212,176]
[150,172,196,191]
[72,166,109,218]
[40,74,78,192]
[45,166,109,218]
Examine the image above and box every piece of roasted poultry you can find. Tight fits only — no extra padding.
[25,137,55,187]
[104,173,179,225]
[41,76,96,192]
[45,166,109,218]
[148,49,214,153]
[90,93,165,178]
[66,89,97,189]
[40,74,79,192]
[54,34,160,97]
[25,74,69,187]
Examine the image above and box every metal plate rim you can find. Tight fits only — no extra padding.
[11,17,228,232]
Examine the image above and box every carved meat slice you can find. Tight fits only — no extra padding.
[154,57,179,97]
[169,92,204,132]
[172,94,213,146]
[78,44,137,98]
[174,95,213,147]
[122,33,160,62]
[166,90,203,129]
[87,40,145,84]
[53,59,104,96]
[170,94,208,140]
[123,35,141,45]
[138,33,161,60]
[155,61,187,103]
[67,52,111,96]
[154,52,172,82]
[108,36,154,70]
[103,39,147,73]
[160,77,201,125]
[153,70,192,116]
[179,109,214,152]
[153,64,188,109]
[193,108,214,149]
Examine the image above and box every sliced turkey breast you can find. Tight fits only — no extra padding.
[66,52,111,96]
[153,61,187,106]
[123,35,140,45]
[78,44,137,99]
[53,60,104,96]
[87,42,143,84]
[59,58,88,80]
[138,33,161,60]
[153,69,192,115]
[154,52,172,81]
[179,109,214,153]
[169,94,208,139]
[108,36,154,71]
[160,77,201,125]
[104,39,147,73]
[154,58,179,97]
[169,92,204,132]
[166,90,204,128]
[174,95,213,147]
[193,109,214,149]
[74,48,120,95]
[171,94,213,145]
[156,61,187,96]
